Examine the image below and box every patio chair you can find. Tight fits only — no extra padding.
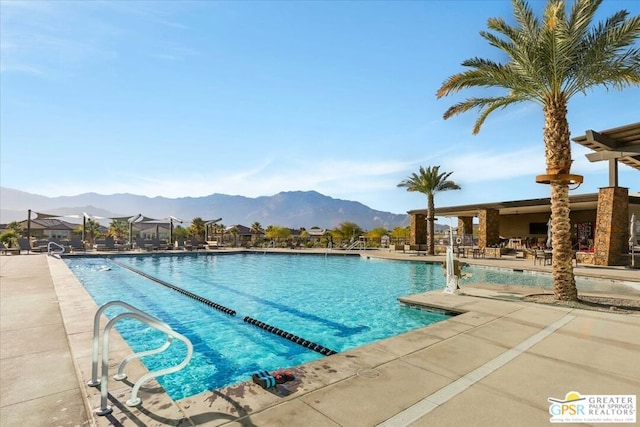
[32,239,50,253]
[94,239,107,251]
[135,237,154,251]
[190,237,205,250]
[17,238,32,254]
[70,237,86,252]
[152,238,168,250]
[174,237,186,250]
[104,237,117,251]
[533,250,546,265]
[0,241,7,255]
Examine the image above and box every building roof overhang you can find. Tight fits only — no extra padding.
[408,193,640,218]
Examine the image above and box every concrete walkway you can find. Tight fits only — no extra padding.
[1,251,638,426]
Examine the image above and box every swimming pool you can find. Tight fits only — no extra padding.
[65,254,452,400]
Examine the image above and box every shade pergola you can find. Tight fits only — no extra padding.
[572,122,640,186]
[27,210,109,241]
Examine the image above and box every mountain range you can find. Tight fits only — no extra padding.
[0,187,418,230]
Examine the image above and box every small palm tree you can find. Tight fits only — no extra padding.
[189,217,206,242]
[437,0,640,301]
[84,218,101,245]
[108,219,128,241]
[398,166,461,255]
[251,222,263,245]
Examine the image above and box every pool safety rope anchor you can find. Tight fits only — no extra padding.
[243,316,337,356]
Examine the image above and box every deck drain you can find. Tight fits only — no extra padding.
[356,368,380,378]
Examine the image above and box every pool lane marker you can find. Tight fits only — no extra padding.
[108,259,339,356]
[377,313,575,427]
[244,316,338,356]
[110,260,236,316]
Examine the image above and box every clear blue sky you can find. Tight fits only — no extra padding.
[1,0,638,215]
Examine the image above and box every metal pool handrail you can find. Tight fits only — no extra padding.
[47,241,65,256]
[87,300,193,416]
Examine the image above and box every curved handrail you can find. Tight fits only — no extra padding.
[88,300,171,386]
[47,241,65,256]
[88,301,193,416]
[113,337,173,381]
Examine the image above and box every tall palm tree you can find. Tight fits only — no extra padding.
[398,166,461,255]
[436,0,640,301]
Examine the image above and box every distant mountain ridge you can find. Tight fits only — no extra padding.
[0,187,416,230]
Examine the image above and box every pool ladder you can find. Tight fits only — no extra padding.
[87,300,193,416]
[47,241,65,257]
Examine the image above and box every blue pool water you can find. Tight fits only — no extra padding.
[66,254,453,400]
[66,253,634,400]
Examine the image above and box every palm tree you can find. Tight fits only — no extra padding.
[398,166,461,255]
[436,0,640,301]
[251,222,263,245]
[188,217,206,242]
[334,222,363,247]
[84,218,101,245]
[108,219,128,241]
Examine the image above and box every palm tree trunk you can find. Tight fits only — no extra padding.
[427,195,435,255]
[544,95,577,301]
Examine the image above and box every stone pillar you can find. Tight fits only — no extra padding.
[478,209,500,248]
[410,213,427,245]
[457,217,473,239]
[594,187,628,266]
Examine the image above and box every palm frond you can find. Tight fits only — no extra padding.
[438,0,640,134]
[397,166,461,196]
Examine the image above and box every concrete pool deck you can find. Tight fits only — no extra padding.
[1,250,638,426]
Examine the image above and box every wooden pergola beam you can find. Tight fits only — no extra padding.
[585,129,622,150]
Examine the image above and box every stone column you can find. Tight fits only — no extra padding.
[410,213,427,245]
[478,209,500,248]
[594,187,628,266]
[457,217,473,240]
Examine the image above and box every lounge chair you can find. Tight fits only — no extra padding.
[152,238,168,250]
[17,238,32,254]
[70,237,86,252]
[56,239,71,252]
[94,239,106,251]
[0,241,21,255]
[174,237,186,250]
[104,237,117,251]
[32,239,50,253]
[190,237,205,250]
[115,239,130,251]
[135,238,154,251]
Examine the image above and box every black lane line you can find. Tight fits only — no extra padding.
[180,270,368,337]
[243,317,337,356]
[110,260,236,315]
[95,264,256,387]
[109,259,339,356]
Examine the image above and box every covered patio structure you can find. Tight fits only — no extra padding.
[407,122,640,266]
